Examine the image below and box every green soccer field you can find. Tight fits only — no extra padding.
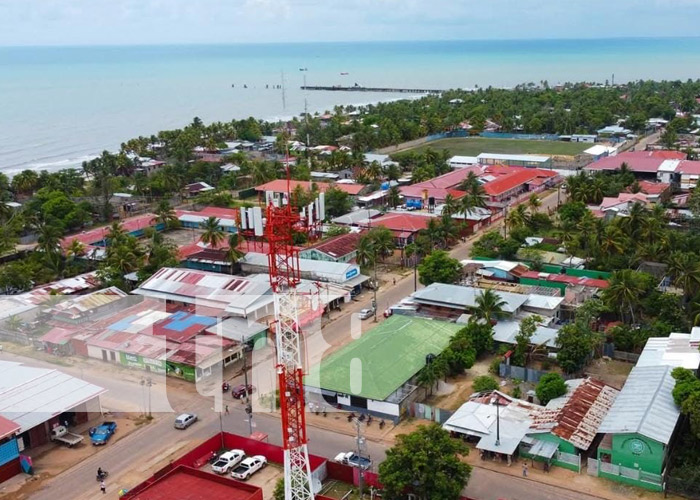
[409,137,589,157]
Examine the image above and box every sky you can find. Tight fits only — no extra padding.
[1,0,699,46]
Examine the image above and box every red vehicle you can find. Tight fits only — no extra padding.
[232,384,254,399]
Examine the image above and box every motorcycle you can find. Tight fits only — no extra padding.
[96,470,109,482]
[379,419,386,429]
[347,412,356,422]
[367,415,373,426]
[322,406,327,417]
[222,382,230,392]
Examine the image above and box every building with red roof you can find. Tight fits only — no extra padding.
[0,415,21,485]
[255,179,365,197]
[481,167,558,203]
[300,231,364,263]
[60,213,160,252]
[359,213,431,247]
[400,167,481,204]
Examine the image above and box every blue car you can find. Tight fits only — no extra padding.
[89,422,117,446]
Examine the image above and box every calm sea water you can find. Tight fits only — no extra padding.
[1,38,699,175]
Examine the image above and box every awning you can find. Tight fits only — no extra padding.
[341,274,370,290]
[529,439,559,459]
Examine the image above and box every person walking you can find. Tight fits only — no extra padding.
[522,462,528,477]
[100,480,106,494]
[225,404,229,415]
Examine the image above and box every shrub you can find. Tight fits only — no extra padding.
[472,375,499,393]
[535,373,567,405]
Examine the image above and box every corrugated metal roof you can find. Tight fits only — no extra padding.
[412,284,528,313]
[598,365,680,444]
[0,360,106,433]
[549,378,619,450]
[636,335,700,370]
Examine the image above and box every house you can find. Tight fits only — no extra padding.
[0,416,21,485]
[400,167,480,206]
[254,179,365,200]
[571,134,597,143]
[597,125,632,137]
[357,212,431,247]
[482,167,558,205]
[584,145,618,161]
[60,213,161,253]
[585,151,694,186]
[176,206,240,233]
[445,379,619,472]
[240,254,368,295]
[331,209,381,227]
[591,332,700,491]
[461,259,530,282]
[133,268,274,321]
[588,193,653,219]
[184,182,215,198]
[305,315,463,422]
[477,153,552,169]
[300,231,363,263]
[656,159,700,190]
[595,365,677,492]
[626,181,671,203]
[0,360,105,451]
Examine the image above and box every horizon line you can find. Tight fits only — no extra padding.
[1,35,699,49]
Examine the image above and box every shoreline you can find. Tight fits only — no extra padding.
[2,94,419,177]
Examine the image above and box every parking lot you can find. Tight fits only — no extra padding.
[199,450,283,499]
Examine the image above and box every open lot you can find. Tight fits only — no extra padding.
[408,137,590,157]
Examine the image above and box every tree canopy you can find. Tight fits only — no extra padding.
[378,424,471,500]
[418,250,462,286]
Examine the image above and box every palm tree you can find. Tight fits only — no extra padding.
[438,214,460,248]
[474,289,507,324]
[667,251,700,302]
[600,224,627,257]
[371,227,395,261]
[620,202,647,238]
[106,222,127,246]
[387,186,401,208]
[200,217,225,248]
[153,201,179,229]
[527,194,541,213]
[224,233,245,274]
[37,223,62,263]
[442,194,460,217]
[506,204,529,231]
[603,270,646,324]
[66,239,86,261]
[356,235,375,269]
[365,161,382,181]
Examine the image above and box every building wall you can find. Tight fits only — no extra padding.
[300,248,356,264]
[600,433,666,474]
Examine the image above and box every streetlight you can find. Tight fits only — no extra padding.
[242,338,253,436]
[141,377,152,418]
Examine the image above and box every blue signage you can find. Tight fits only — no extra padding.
[345,268,359,280]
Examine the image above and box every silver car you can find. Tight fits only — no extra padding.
[174,413,198,429]
[358,308,374,320]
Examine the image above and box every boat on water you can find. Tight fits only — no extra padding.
[340,72,349,75]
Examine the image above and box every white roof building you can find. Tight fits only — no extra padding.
[0,360,106,433]
[598,365,679,445]
[635,334,700,370]
[448,156,479,168]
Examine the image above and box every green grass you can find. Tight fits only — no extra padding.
[305,315,462,401]
[409,137,589,157]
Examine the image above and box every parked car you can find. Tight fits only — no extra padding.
[89,422,117,446]
[50,426,84,447]
[334,451,372,470]
[211,449,245,474]
[358,308,374,320]
[231,384,255,399]
[174,413,198,429]
[231,455,267,480]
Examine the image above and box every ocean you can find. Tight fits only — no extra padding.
[1,37,700,176]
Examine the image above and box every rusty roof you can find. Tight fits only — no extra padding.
[305,231,363,259]
[550,378,619,450]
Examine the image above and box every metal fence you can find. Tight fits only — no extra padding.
[599,462,620,475]
[601,343,641,363]
[620,465,640,480]
[407,402,453,424]
[479,132,561,141]
[587,458,598,476]
[557,451,581,470]
[499,363,573,384]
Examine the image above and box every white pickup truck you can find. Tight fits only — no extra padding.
[334,451,372,470]
[50,425,84,447]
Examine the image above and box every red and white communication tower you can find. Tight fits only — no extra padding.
[266,173,316,500]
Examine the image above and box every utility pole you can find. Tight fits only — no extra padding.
[301,70,312,171]
[355,418,366,499]
[281,70,287,110]
[373,247,378,322]
[243,340,253,436]
[413,253,418,292]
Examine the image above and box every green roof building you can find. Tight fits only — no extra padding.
[304,315,462,422]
